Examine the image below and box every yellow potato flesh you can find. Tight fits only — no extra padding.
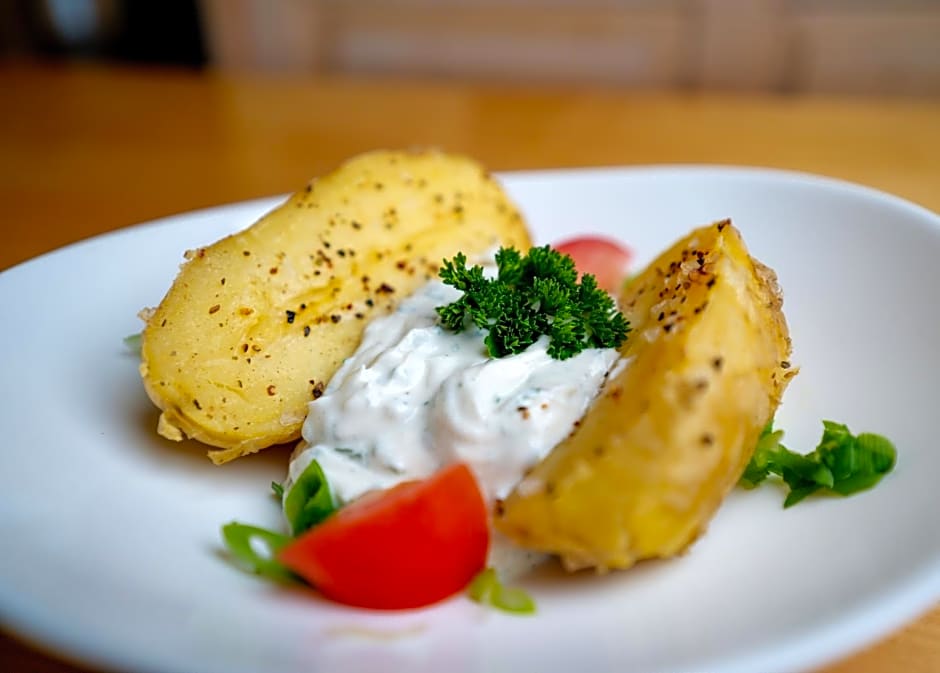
[495,220,794,570]
[140,150,531,464]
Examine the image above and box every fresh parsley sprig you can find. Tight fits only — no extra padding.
[437,246,630,360]
[741,420,897,508]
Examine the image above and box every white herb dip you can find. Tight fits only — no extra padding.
[285,277,619,507]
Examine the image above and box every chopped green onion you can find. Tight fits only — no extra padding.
[492,585,536,613]
[740,419,896,508]
[739,422,784,488]
[284,460,335,535]
[271,481,285,499]
[468,567,497,602]
[220,522,297,582]
[123,332,142,354]
[468,567,536,615]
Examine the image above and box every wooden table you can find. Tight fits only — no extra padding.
[1,61,938,673]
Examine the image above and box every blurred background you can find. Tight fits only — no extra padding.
[1,0,939,272]
[2,0,939,96]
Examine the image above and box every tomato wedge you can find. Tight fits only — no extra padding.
[554,236,633,294]
[278,462,489,610]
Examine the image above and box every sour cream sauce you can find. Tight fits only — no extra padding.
[286,273,619,507]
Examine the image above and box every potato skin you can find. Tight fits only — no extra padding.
[140,150,531,464]
[495,220,794,570]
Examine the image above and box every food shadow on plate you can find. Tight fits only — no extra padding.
[520,552,677,596]
[131,408,294,479]
[115,344,294,477]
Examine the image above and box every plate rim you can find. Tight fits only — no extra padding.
[3,163,937,277]
[1,163,939,673]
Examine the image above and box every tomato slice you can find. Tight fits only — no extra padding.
[554,236,633,294]
[278,462,489,610]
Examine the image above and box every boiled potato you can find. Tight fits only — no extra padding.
[140,150,531,464]
[495,220,794,571]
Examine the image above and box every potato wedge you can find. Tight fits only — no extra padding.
[140,150,531,464]
[495,220,794,570]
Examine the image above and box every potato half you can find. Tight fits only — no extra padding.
[140,150,531,464]
[495,220,795,571]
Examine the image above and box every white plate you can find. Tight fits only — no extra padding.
[1,166,939,673]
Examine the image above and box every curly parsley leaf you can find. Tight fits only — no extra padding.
[437,246,630,360]
[741,419,896,508]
